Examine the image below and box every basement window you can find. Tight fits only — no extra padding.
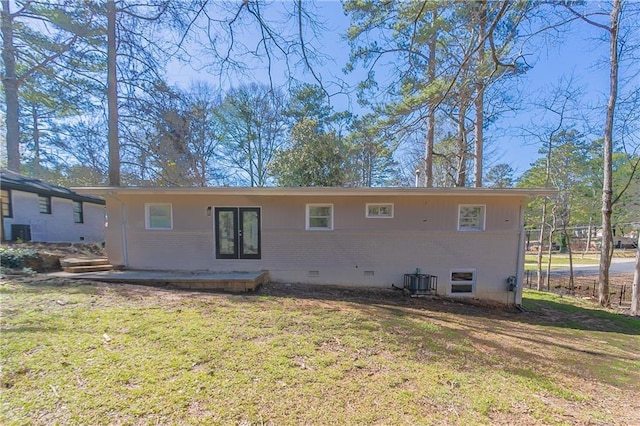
[145,203,173,230]
[450,269,476,294]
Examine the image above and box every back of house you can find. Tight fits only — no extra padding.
[76,186,551,305]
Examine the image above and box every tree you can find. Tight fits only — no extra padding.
[598,0,621,307]
[561,0,640,306]
[1,0,20,171]
[347,114,399,187]
[216,83,287,187]
[484,163,514,188]
[285,83,335,128]
[519,129,592,290]
[124,81,225,187]
[103,0,190,186]
[142,81,195,186]
[632,231,639,316]
[273,83,359,187]
[344,1,534,187]
[271,119,352,187]
[520,73,586,290]
[51,117,109,185]
[19,66,101,177]
[176,1,330,96]
[106,0,118,186]
[431,134,468,187]
[1,1,103,172]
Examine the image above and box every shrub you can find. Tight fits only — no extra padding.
[0,246,38,269]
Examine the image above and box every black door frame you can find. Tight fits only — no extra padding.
[214,207,261,260]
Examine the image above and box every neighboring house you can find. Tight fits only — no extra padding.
[75,186,552,305]
[1,169,105,243]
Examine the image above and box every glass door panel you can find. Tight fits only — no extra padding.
[215,208,238,259]
[240,208,260,259]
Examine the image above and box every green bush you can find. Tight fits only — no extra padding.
[0,246,38,269]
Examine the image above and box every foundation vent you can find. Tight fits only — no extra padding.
[307,270,320,277]
[364,270,375,276]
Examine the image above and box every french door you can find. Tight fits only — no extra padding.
[215,207,261,259]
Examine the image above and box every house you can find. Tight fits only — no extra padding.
[1,169,105,243]
[74,186,553,304]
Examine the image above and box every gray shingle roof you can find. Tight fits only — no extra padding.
[0,169,105,205]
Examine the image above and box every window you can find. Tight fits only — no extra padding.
[145,203,173,230]
[366,203,394,218]
[1,189,12,218]
[458,205,485,231]
[306,204,333,230]
[39,195,51,214]
[450,269,476,294]
[73,201,84,223]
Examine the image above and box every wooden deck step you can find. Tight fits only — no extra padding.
[61,257,113,273]
[63,264,114,273]
[60,257,110,268]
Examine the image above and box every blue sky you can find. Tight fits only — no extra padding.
[167,1,619,179]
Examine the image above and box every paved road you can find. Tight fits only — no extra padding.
[547,258,636,276]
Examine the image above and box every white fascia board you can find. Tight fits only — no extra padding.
[72,186,557,199]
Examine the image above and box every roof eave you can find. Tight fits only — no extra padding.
[3,181,106,205]
[72,186,557,198]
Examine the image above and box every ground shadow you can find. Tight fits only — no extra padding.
[5,275,639,335]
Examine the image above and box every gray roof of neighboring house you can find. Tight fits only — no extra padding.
[0,169,105,205]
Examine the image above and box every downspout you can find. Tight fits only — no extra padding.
[121,201,129,267]
[515,203,527,310]
[107,193,129,267]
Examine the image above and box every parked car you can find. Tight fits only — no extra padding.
[528,241,560,252]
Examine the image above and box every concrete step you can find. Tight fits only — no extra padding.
[60,257,110,268]
[62,264,114,273]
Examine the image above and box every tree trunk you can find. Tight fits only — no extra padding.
[474,1,486,188]
[474,87,484,187]
[424,7,438,188]
[1,0,20,172]
[563,216,574,292]
[32,105,41,176]
[631,232,639,316]
[546,217,556,291]
[456,102,467,187]
[583,221,593,258]
[107,0,120,186]
[535,200,547,291]
[598,0,621,307]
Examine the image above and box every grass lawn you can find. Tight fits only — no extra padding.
[1,276,639,425]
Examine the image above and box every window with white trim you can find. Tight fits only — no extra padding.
[145,203,173,230]
[366,203,394,218]
[458,205,485,231]
[450,269,476,294]
[306,204,333,230]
